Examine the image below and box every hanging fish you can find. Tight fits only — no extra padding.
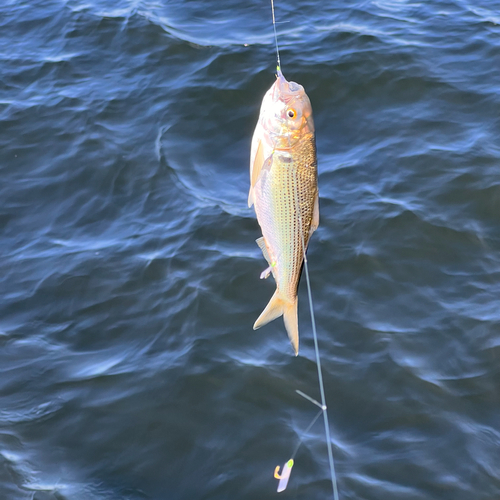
[248,67,319,355]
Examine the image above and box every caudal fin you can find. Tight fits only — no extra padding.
[283,299,299,356]
[253,291,284,330]
[253,292,299,356]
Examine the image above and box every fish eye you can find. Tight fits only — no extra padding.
[287,108,297,119]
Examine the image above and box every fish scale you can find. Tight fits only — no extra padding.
[256,138,317,299]
[249,69,318,355]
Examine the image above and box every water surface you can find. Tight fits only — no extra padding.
[1,1,500,499]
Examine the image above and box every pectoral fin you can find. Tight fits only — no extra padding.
[248,139,272,207]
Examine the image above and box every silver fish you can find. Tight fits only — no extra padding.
[249,69,319,355]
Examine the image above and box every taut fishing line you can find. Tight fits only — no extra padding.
[268,1,340,498]
[270,0,281,70]
[293,171,340,500]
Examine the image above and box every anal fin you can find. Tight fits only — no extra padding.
[256,236,272,266]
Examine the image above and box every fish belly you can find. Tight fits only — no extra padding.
[254,136,317,300]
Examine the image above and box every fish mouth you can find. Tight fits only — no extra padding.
[260,68,314,148]
[276,68,288,96]
[273,68,301,103]
[276,71,313,135]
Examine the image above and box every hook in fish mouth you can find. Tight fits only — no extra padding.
[273,68,304,104]
[273,68,303,103]
[254,65,315,152]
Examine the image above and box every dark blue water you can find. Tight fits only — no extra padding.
[1,1,500,499]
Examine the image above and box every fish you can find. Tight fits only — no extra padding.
[249,68,319,355]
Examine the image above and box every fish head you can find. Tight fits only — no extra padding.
[260,68,315,150]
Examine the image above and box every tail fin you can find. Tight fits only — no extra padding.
[253,292,299,355]
[283,299,299,356]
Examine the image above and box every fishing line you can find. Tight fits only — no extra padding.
[290,407,323,459]
[293,171,340,500]
[268,2,339,497]
[270,0,281,70]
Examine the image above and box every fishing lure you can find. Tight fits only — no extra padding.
[250,0,340,497]
[274,459,294,492]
